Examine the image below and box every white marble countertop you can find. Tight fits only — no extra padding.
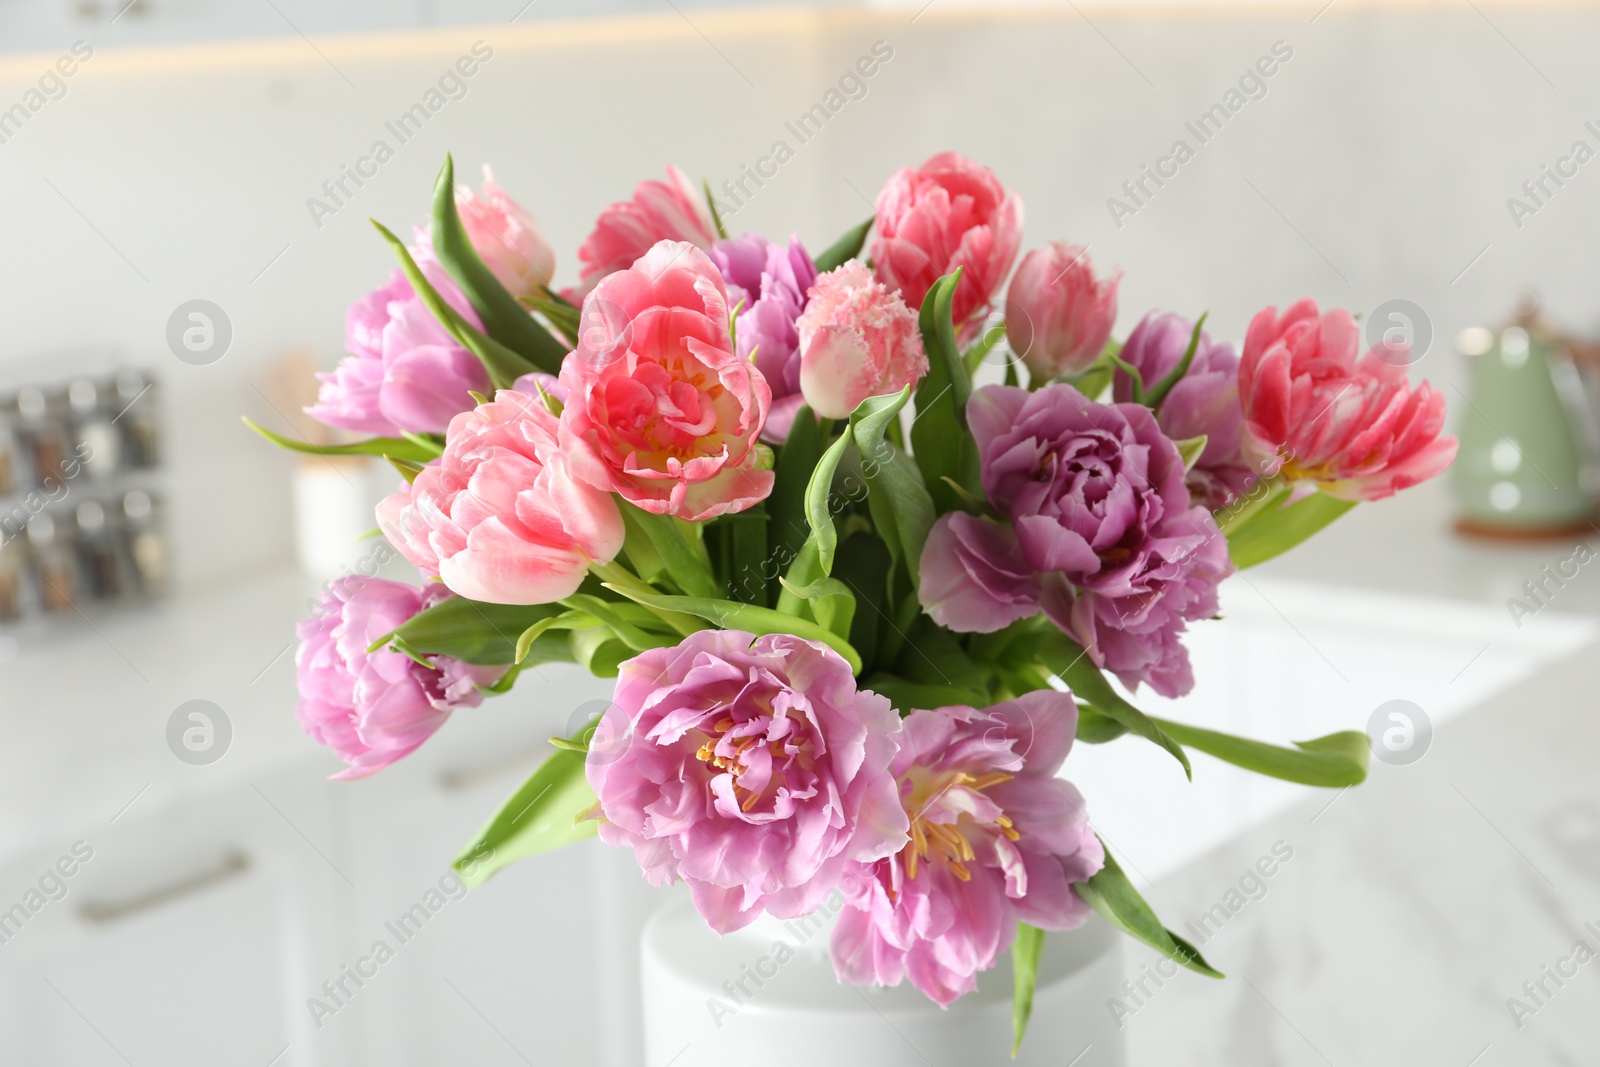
[1126,482,1600,1066]
[1130,639,1600,1066]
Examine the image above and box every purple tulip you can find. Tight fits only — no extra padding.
[305,248,491,438]
[709,233,817,442]
[1114,311,1255,510]
[295,576,501,778]
[920,383,1232,697]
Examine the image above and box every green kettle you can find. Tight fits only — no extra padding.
[1453,299,1600,537]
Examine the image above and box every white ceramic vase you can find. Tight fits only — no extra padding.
[641,894,1125,1067]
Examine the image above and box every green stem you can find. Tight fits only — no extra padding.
[588,561,701,637]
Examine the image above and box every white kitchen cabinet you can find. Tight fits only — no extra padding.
[0,766,354,1067]
[324,662,622,1067]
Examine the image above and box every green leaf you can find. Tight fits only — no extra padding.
[911,270,981,511]
[892,618,987,691]
[452,745,598,887]
[618,505,669,586]
[1033,630,1191,780]
[1174,434,1209,474]
[726,512,769,605]
[703,176,730,240]
[775,539,822,617]
[813,216,873,272]
[561,594,679,653]
[1077,846,1223,979]
[1225,491,1357,569]
[514,611,594,664]
[878,588,920,670]
[806,427,856,575]
[432,154,567,373]
[831,530,893,674]
[568,625,635,677]
[776,576,856,640]
[1012,924,1046,1057]
[379,598,566,665]
[372,220,539,388]
[851,388,936,586]
[602,585,863,674]
[962,322,1008,377]
[1143,313,1207,409]
[386,455,426,484]
[918,270,970,423]
[1152,719,1370,788]
[1075,703,1133,744]
[1215,476,1292,537]
[1108,353,1147,403]
[1065,340,1120,400]
[521,288,581,347]
[622,505,723,599]
[862,673,990,714]
[478,663,523,694]
[767,407,822,598]
[399,431,446,457]
[242,418,442,465]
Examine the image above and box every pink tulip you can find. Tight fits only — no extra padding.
[587,630,909,934]
[296,577,500,779]
[830,692,1103,1007]
[795,261,928,419]
[572,166,717,298]
[1006,242,1121,380]
[377,390,625,605]
[455,164,556,299]
[559,240,774,521]
[306,248,490,437]
[1239,299,1457,501]
[871,151,1024,333]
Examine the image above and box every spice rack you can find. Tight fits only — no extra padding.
[0,370,166,623]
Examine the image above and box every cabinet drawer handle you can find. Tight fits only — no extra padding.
[79,852,249,924]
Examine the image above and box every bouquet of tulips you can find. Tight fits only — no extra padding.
[252,151,1456,1052]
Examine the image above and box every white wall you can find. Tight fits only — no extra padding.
[1,2,1596,588]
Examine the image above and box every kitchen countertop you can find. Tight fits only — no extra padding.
[1124,482,1600,1065]
[1129,636,1600,1066]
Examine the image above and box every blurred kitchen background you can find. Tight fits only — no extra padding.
[2,1,1599,1065]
